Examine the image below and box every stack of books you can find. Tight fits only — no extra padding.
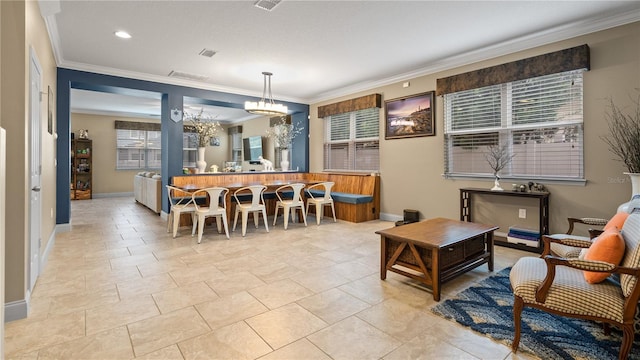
[506,226,540,248]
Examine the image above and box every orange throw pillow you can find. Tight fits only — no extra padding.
[604,212,629,231]
[583,228,625,284]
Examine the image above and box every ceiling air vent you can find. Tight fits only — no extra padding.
[167,71,209,81]
[199,48,217,58]
[254,0,281,11]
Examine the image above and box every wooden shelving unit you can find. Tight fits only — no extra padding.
[71,139,92,200]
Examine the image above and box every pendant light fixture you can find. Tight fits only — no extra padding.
[244,71,288,116]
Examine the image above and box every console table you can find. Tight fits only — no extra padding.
[459,187,549,253]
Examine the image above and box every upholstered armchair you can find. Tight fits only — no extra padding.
[510,209,640,360]
[545,217,608,258]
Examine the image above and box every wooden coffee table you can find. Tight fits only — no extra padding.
[376,217,498,301]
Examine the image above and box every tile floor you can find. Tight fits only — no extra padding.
[5,197,538,359]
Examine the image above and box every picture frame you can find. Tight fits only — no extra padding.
[210,136,220,146]
[47,86,54,134]
[384,91,435,139]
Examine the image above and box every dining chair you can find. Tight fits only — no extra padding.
[191,187,230,243]
[166,185,198,238]
[305,181,337,225]
[273,183,307,230]
[233,185,269,236]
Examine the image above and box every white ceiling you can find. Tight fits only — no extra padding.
[42,0,640,121]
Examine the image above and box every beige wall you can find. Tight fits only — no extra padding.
[1,0,27,304]
[0,0,58,306]
[310,22,640,237]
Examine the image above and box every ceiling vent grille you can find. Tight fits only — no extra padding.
[199,48,217,58]
[254,0,281,11]
[167,70,209,81]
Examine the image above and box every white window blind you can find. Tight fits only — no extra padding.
[444,69,584,180]
[324,107,379,171]
[116,129,162,170]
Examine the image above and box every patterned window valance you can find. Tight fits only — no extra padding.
[318,94,382,118]
[436,44,590,96]
[114,120,161,131]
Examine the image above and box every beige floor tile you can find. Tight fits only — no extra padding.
[152,281,219,313]
[246,303,328,349]
[85,295,160,335]
[128,306,211,356]
[180,250,228,266]
[48,285,120,315]
[205,271,266,297]
[117,272,177,298]
[307,316,402,360]
[179,321,272,360]
[169,264,225,286]
[356,298,437,342]
[338,273,397,304]
[195,291,268,330]
[248,278,314,309]
[383,334,479,360]
[137,257,189,277]
[84,265,142,289]
[250,262,304,283]
[30,276,85,299]
[421,315,513,360]
[330,259,378,280]
[4,311,85,357]
[154,246,199,260]
[290,270,351,293]
[297,288,370,324]
[257,338,332,360]
[134,344,185,360]
[36,326,134,360]
[110,253,158,269]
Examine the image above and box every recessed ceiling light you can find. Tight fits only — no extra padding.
[114,31,132,39]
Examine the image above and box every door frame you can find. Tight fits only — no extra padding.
[28,47,43,293]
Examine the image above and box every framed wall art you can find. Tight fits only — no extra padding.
[384,91,435,139]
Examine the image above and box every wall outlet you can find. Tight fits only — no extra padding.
[519,209,526,219]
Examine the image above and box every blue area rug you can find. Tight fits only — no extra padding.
[431,268,640,360]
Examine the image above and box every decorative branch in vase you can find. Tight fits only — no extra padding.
[266,116,303,171]
[484,142,515,191]
[601,92,640,211]
[184,109,221,173]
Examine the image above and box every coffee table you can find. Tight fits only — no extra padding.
[376,217,498,301]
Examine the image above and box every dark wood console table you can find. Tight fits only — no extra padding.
[459,187,549,253]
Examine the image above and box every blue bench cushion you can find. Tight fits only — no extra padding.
[306,189,373,204]
[171,196,208,205]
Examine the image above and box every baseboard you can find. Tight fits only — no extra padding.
[380,212,403,222]
[5,297,28,322]
[92,192,133,198]
[41,229,56,272]
[55,222,71,233]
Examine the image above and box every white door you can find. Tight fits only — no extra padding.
[29,49,42,291]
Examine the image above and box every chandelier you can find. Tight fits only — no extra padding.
[244,71,288,116]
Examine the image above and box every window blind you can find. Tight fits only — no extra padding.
[323,107,379,171]
[444,69,584,180]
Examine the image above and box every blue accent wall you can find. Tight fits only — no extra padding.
[56,68,309,224]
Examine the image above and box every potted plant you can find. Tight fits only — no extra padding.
[266,116,303,171]
[601,93,640,211]
[484,142,515,191]
[184,109,221,173]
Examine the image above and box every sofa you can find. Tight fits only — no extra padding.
[134,172,161,214]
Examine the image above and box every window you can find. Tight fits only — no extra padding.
[323,107,379,171]
[182,132,198,168]
[116,129,161,170]
[444,69,584,181]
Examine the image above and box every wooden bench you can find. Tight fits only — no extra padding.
[171,172,380,223]
[306,173,380,223]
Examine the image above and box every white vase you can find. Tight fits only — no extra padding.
[617,172,640,212]
[491,175,503,191]
[196,147,207,174]
[280,149,290,171]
